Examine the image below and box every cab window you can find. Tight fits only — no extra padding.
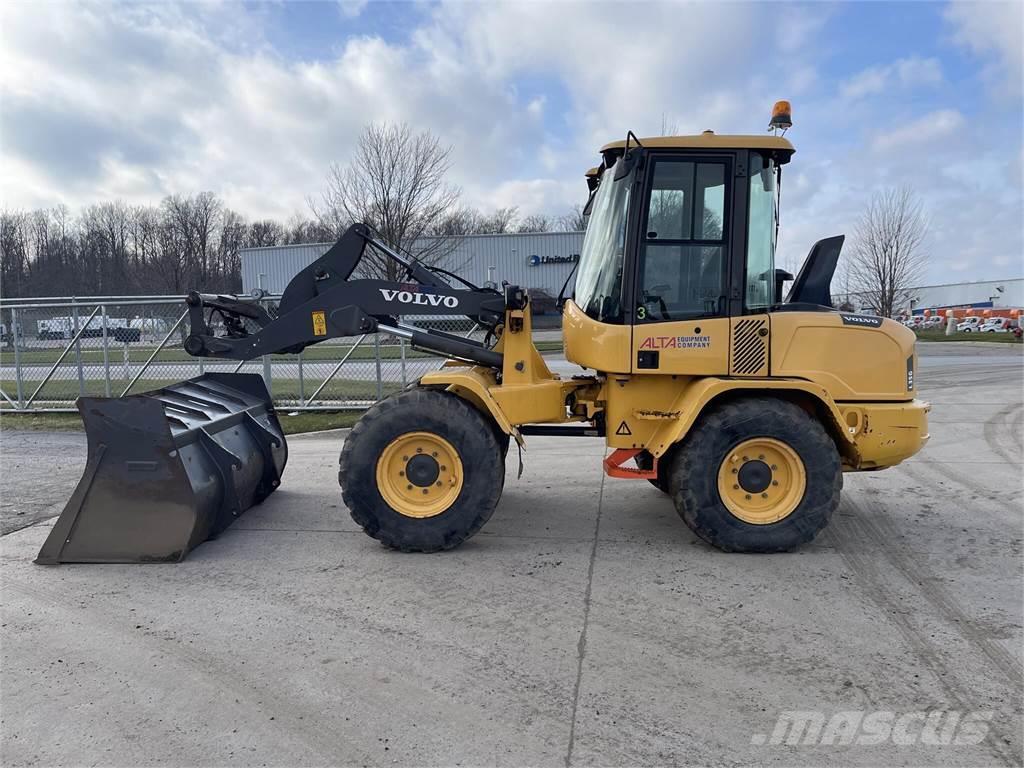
[637,159,727,322]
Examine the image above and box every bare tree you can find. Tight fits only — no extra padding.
[846,188,929,317]
[473,206,519,234]
[311,122,462,280]
[557,204,587,232]
[516,213,551,233]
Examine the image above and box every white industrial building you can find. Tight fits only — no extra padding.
[241,231,585,298]
[242,232,1022,316]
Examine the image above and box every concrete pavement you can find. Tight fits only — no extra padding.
[1,345,1022,766]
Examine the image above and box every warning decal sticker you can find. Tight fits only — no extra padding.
[615,420,632,436]
[312,310,327,336]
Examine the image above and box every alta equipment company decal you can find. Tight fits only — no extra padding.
[639,334,711,350]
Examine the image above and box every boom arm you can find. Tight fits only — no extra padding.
[183,224,507,368]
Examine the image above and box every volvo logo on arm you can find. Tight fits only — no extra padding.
[379,288,460,308]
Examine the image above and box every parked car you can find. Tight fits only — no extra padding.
[528,288,559,315]
[917,316,944,330]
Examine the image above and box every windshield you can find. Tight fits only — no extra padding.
[574,163,632,322]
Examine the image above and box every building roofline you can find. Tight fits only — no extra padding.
[240,229,586,253]
[909,276,1023,291]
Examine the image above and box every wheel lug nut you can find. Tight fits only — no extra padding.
[406,484,412,490]
[422,488,428,494]
[742,456,749,461]
[416,447,422,453]
[432,451,438,457]
[402,456,408,461]
[731,468,738,474]
[771,464,777,470]
[745,494,752,500]
[399,470,405,476]
[761,493,768,498]
[772,480,778,486]
[733,484,739,490]
[758,454,765,460]
[436,481,442,487]
[440,465,446,471]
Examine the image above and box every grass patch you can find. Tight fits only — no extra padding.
[0,338,564,367]
[1,376,404,409]
[276,411,363,434]
[915,330,1022,344]
[0,405,366,435]
[0,411,84,431]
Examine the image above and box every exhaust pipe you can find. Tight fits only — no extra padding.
[36,373,287,564]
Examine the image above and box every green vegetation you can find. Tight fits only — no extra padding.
[0,405,364,435]
[0,339,565,366]
[915,330,1021,344]
[1,376,403,408]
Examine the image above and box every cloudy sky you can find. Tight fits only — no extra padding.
[2,0,1021,283]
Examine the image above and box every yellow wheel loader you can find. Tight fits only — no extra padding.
[38,104,929,564]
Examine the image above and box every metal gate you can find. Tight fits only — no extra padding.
[0,295,481,412]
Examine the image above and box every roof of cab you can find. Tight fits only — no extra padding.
[601,131,794,158]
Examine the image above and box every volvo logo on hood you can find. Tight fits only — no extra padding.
[379,288,459,308]
[839,313,883,328]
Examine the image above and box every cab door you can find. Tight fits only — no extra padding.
[630,154,733,375]
[729,151,777,378]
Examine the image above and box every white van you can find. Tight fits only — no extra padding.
[956,316,983,332]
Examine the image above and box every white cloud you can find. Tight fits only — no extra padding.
[945,0,1023,93]
[870,109,966,152]
[840,56,943,100]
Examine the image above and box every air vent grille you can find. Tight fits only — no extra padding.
[731,318,768,375]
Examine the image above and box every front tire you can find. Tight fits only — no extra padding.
[338,389,504,552]
[670,397,841,553]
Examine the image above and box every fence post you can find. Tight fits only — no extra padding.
[72,303,85,396]
[100,304,111,398]
[400,337,407,386]
[123,341,130,383]
[11,308,24,408]
[374,333,383,401]
[298,351,305,402]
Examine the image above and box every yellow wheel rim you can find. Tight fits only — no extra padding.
[716,438,806,525]
[376,432,464,518]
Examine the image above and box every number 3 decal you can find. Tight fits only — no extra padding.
[637,306,647,320]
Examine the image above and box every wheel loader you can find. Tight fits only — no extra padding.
[37,103,930,564]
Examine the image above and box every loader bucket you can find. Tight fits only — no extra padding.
[35,373,287,564]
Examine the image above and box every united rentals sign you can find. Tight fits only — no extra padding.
[528,254,580,266]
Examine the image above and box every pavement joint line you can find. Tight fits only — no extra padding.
[564,462,607,768]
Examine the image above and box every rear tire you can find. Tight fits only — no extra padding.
[339,389,504,552]
[670,397,841,553]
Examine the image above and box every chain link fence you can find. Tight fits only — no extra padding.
[0,296,485,412]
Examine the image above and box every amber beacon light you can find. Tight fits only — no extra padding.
[770,100,792,133]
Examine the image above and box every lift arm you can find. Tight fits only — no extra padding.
[183,223,508,368]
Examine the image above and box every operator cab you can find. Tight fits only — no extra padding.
[574,131,794,328]
[565,106,849,376]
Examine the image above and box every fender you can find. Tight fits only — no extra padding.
[420,367,518,439]
[646,377,858,460]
